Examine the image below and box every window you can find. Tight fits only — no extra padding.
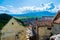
[47,27,52,30]
[12,22,14,25]
[16,34,19,39]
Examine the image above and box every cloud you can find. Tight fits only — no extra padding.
[51,5,60,12]
[41,2,60,13]
[0,2,60,14]
[0,6,9,13]
[0,6,7,11]
[46,3,55,10]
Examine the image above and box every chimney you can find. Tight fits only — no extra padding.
[35,17,39,25]
[36,17,38,21]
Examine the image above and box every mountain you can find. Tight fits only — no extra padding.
[9,11,56,17]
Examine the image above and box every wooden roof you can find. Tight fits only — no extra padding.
[53,10,60,24]
[54,18,60,23]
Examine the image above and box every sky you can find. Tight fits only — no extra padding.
[0,0,60,14]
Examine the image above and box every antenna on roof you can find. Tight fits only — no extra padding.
[36,17,38,20]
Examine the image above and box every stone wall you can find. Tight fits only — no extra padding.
[38,27,52,40]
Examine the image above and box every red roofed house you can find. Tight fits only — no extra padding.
[35,17,54,40]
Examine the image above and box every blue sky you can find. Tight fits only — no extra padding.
[0,0,60,14]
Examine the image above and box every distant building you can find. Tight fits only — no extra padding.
[42,16,54,21]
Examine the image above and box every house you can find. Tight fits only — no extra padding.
[0,14,26,40]
[52,11,60,34]
[35,17,54,40]
[42,16,53,21]
[25,17,54,40]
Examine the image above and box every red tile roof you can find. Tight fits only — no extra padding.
[35,20,53,27]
